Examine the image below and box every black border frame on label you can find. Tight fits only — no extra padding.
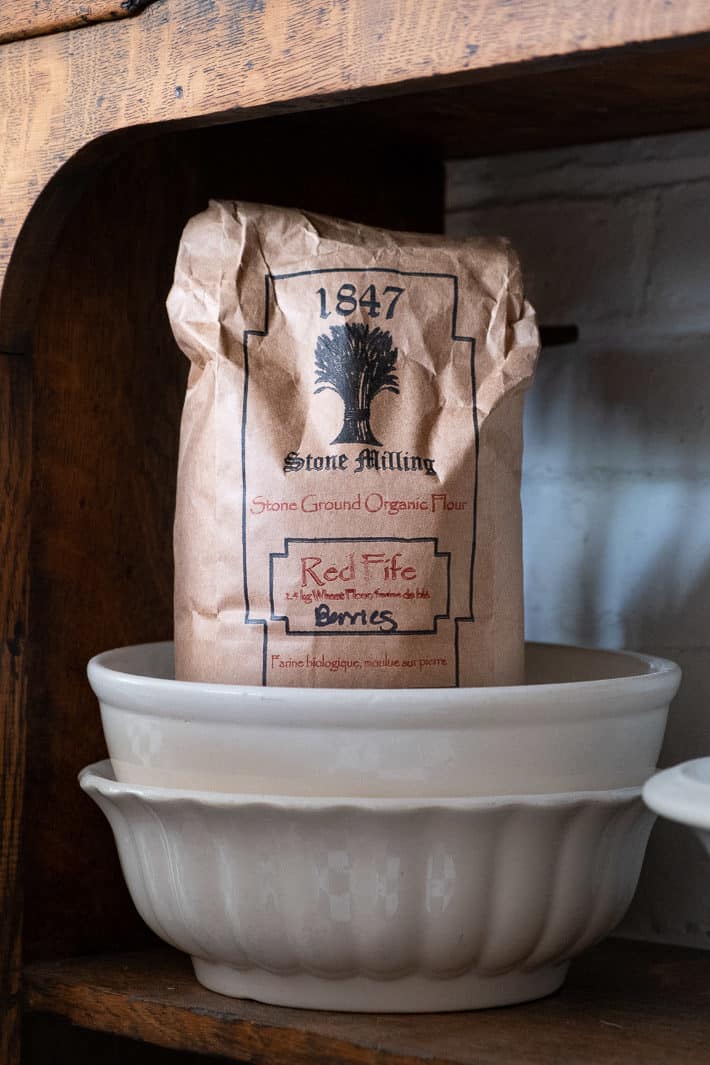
[269,536,451,636]
[241,268,479,686]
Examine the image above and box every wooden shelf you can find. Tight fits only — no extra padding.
[273,38,710,160]
[23,939,710,1065]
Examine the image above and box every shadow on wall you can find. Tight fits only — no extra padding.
[523,340,710,663]
[523,338,710,762]
[446,131,710,945]
[522,339,710,946]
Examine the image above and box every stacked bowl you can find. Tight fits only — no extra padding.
[81,641,680,1011]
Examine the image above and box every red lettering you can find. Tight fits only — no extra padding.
[340,554,355,581]
[301,557,324,586]
[362,552,386,579]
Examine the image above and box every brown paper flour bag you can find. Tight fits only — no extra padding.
[167,201,539,688]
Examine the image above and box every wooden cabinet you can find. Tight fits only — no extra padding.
[3,2,710,1061]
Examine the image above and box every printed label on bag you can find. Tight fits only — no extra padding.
[239,267,477,687]
[270,537,450,635]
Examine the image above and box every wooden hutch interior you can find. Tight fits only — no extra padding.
[3,3,710,1062]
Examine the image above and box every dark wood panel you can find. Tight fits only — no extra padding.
[23,940,710,1065]
[0,355,32,1065]
[24,1012,233,1065]
[22,122,443,962]
[0,0,156,45]
[24,136,190,964]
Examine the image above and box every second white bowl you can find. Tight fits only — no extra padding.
[88,641,680,796]
[81,761,655,1012]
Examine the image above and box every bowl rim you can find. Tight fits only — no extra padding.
[643,758,710,831]
[80,759,645,810]
[87,640,681,726]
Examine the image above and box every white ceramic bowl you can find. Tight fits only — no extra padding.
[80,760,654,1012]
[643,758,710,856]
[88,642,680,796]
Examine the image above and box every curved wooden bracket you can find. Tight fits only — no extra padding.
[0,0,158,46]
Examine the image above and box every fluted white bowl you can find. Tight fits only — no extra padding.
[80,760,655,1011]
[643,758,710,856]
[88,641,680,796]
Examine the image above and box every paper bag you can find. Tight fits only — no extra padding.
[167,201,539,687]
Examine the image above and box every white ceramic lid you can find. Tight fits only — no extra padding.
[643,758,710,831]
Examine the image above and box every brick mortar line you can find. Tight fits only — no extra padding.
[446,172,710,213]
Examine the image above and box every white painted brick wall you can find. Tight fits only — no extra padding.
[447,130,710,949]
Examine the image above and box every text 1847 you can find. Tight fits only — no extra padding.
[317,283,405,320]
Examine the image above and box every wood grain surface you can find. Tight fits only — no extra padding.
[3,0,710,351]
[23,940,710,1065]
[0,0,156,46]
[0,355,31,1065]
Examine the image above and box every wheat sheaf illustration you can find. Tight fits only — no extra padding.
[314,322,400,446]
